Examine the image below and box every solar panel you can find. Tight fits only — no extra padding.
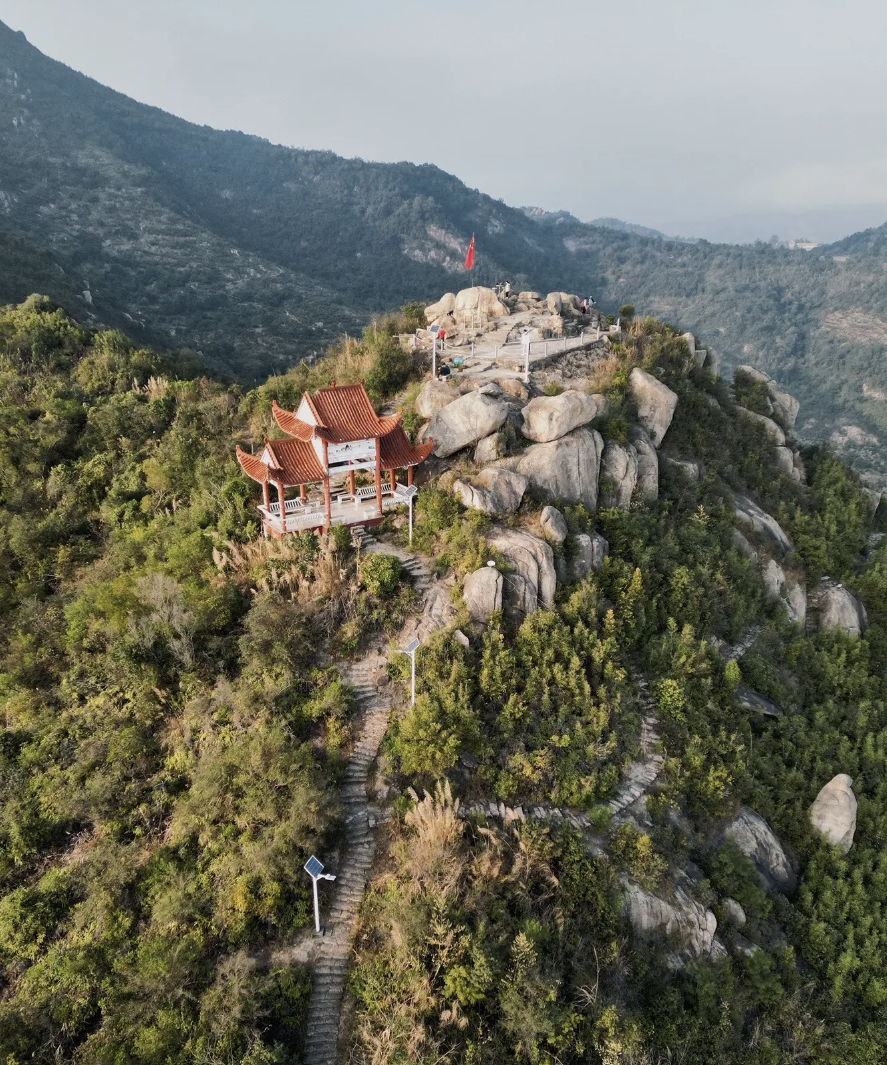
[405,638,420,654]
[304,855,324,878]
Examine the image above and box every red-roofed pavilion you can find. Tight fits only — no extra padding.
[236,382,433,536]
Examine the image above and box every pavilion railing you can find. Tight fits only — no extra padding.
[259,483,409,534]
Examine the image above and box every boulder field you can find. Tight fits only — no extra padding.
[411,330,812,684]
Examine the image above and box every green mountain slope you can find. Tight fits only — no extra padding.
[2,20,887,482]
[2,297,886,1063]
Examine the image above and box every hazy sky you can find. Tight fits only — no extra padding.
[5,0,887,241]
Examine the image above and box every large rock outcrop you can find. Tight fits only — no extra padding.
[773,446,795,475]
[630,425,659,504]
[599,441,638,509]
[722,808,797,895]
[425,392,510,458]
[415,377,457,418]
[762,558,785,598]
[474,433,502,465]
[568,532,609,581]
[737,406,787,446]
[453,286,509,325]
[463,566,503,625]
[629,368,678,447]
[734,495,793,555]
[784,580,807,624]
[736,365,800,429]
[521,390,598,443]
[769,386,800,429]
[663,455,701,482]
[424,292,456,322]
[732,528,759,563]
[452,468,528,516]
[488,528,556,615]
[624,883,718,958]
[547,291,581,316]
[500,427,604,510]
[809,774,857,854]
[540,505,568,543]
[819,586,867,637]
[736,685,784,718]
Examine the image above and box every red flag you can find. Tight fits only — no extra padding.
[464,233,476,271]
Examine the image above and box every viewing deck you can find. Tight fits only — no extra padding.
[259,482,411,535]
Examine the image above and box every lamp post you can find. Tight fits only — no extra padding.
[521,327,531,382]
[430,324,440,378]
[398,637,420,707]
[304,855,336,934]
[396,483,418,545]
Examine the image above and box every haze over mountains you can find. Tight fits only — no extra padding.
[2,19,887,483]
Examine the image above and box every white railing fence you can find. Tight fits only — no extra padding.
[260,483,410,533]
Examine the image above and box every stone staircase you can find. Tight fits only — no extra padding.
[353,526,433,598]
[609,676,665,815]
[302,654,388,1065]
[301,535,446,1065]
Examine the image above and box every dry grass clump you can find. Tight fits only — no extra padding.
[585,355,623,394]
[400,780,464,898]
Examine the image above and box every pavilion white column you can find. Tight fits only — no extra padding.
[374,437,383,516]
[322,441,332,530]
[275,480,285,537]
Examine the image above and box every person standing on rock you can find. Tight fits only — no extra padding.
[439,326,447,350]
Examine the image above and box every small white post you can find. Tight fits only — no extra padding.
[408,494,414,545]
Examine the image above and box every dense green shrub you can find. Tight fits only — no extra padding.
[360,553,403,598]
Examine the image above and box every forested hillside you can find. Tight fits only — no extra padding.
[2,292,887,1063]
[4,19,887,487]
[0,295,420,1061]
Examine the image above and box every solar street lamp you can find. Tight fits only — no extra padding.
[304,854,336,934]
[430,324,440,378]
[398,637,420,707]
[396,483,418,544]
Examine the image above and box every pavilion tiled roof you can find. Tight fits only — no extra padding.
[271,402,314,441]
[379,424,434,470]
[235,439,326,488]
[272,384,402,444]
[236,445,281,484]
[263,438,327,486]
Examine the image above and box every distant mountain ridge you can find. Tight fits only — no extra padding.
[3,20,887,484]
[521,207,673,241]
